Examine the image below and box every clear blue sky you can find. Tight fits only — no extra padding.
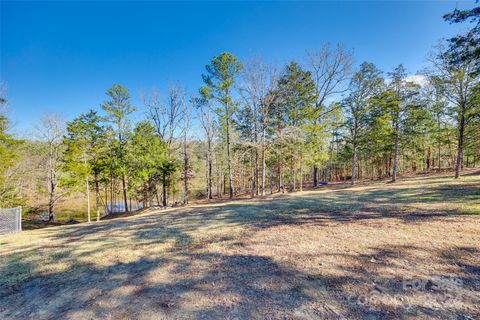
[0,1,476,136]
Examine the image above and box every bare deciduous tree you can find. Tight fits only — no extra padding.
[35,114,65,221]
[198,99,217,199]
[307,43,353,186]
[181,96,193,204]
[240,58,278,196]
[143,85,184,151]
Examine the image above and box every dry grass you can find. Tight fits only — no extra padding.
[1,171,479,319]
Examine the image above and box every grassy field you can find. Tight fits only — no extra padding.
[1,172,479,319]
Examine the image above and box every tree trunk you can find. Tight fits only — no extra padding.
[183,138,189,204]
[313,166,318,187]
[223,173,227,195]
[438,141,442,172]
[122,174,128,212]
[162,173,167,207]
[270,171,273,194]
[241,163,246,193]
[47,142,56,222]
[109,171,113,213]
[207,151,213,200]
[255,153,259,195]
[225,110,234,199]
[217,164,221,198]
[104,182,109,214]
[248,159,253,196]
[290,159,294,192]
[279,158,284,193]
[351,143,357,185]
[48,180,55,222]
[426,147,432,171]
[250,165,255,198]
[254,137,259,196]
[300,154,303,192]
[95,178,100,222]
[455,103,466,179]
[392,127,399,182]
[261,128,266,196]
[83,155,91,223]
[86,174,91,223]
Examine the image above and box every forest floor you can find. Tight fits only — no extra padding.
[1,171,479,319]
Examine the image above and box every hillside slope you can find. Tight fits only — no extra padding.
[1,173,479,319]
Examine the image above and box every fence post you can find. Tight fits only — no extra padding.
[18,207,22,232]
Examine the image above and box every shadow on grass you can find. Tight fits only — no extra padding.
[1,175,479,318]
[29,175,477,246]
[1,241,479,319]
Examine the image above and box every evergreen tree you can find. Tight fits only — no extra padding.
[274,61,317,191]
[386,65,421,182]
[101,84,135,211]
[0,114,23,206]
[343,62,384,184]
[429,46,479,178]
[128,121,169,208]
[444,3,480,72]
[201,52,243,198]
[62,110,106,222]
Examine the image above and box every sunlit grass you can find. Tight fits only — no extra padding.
[0,171,479,318]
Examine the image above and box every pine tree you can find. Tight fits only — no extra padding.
[101,84,135,211]
[62,110,106,222]
[343,62,384,185]
[201,52,243,198]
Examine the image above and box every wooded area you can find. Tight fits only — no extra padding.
[0,6,478,222]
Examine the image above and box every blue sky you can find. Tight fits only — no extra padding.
[0,1,476,136]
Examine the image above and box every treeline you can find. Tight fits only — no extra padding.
[0,6,478,221]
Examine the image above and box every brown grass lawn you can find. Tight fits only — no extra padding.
[1,172,479,319]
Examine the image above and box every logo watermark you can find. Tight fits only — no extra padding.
[347,275,464,312]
